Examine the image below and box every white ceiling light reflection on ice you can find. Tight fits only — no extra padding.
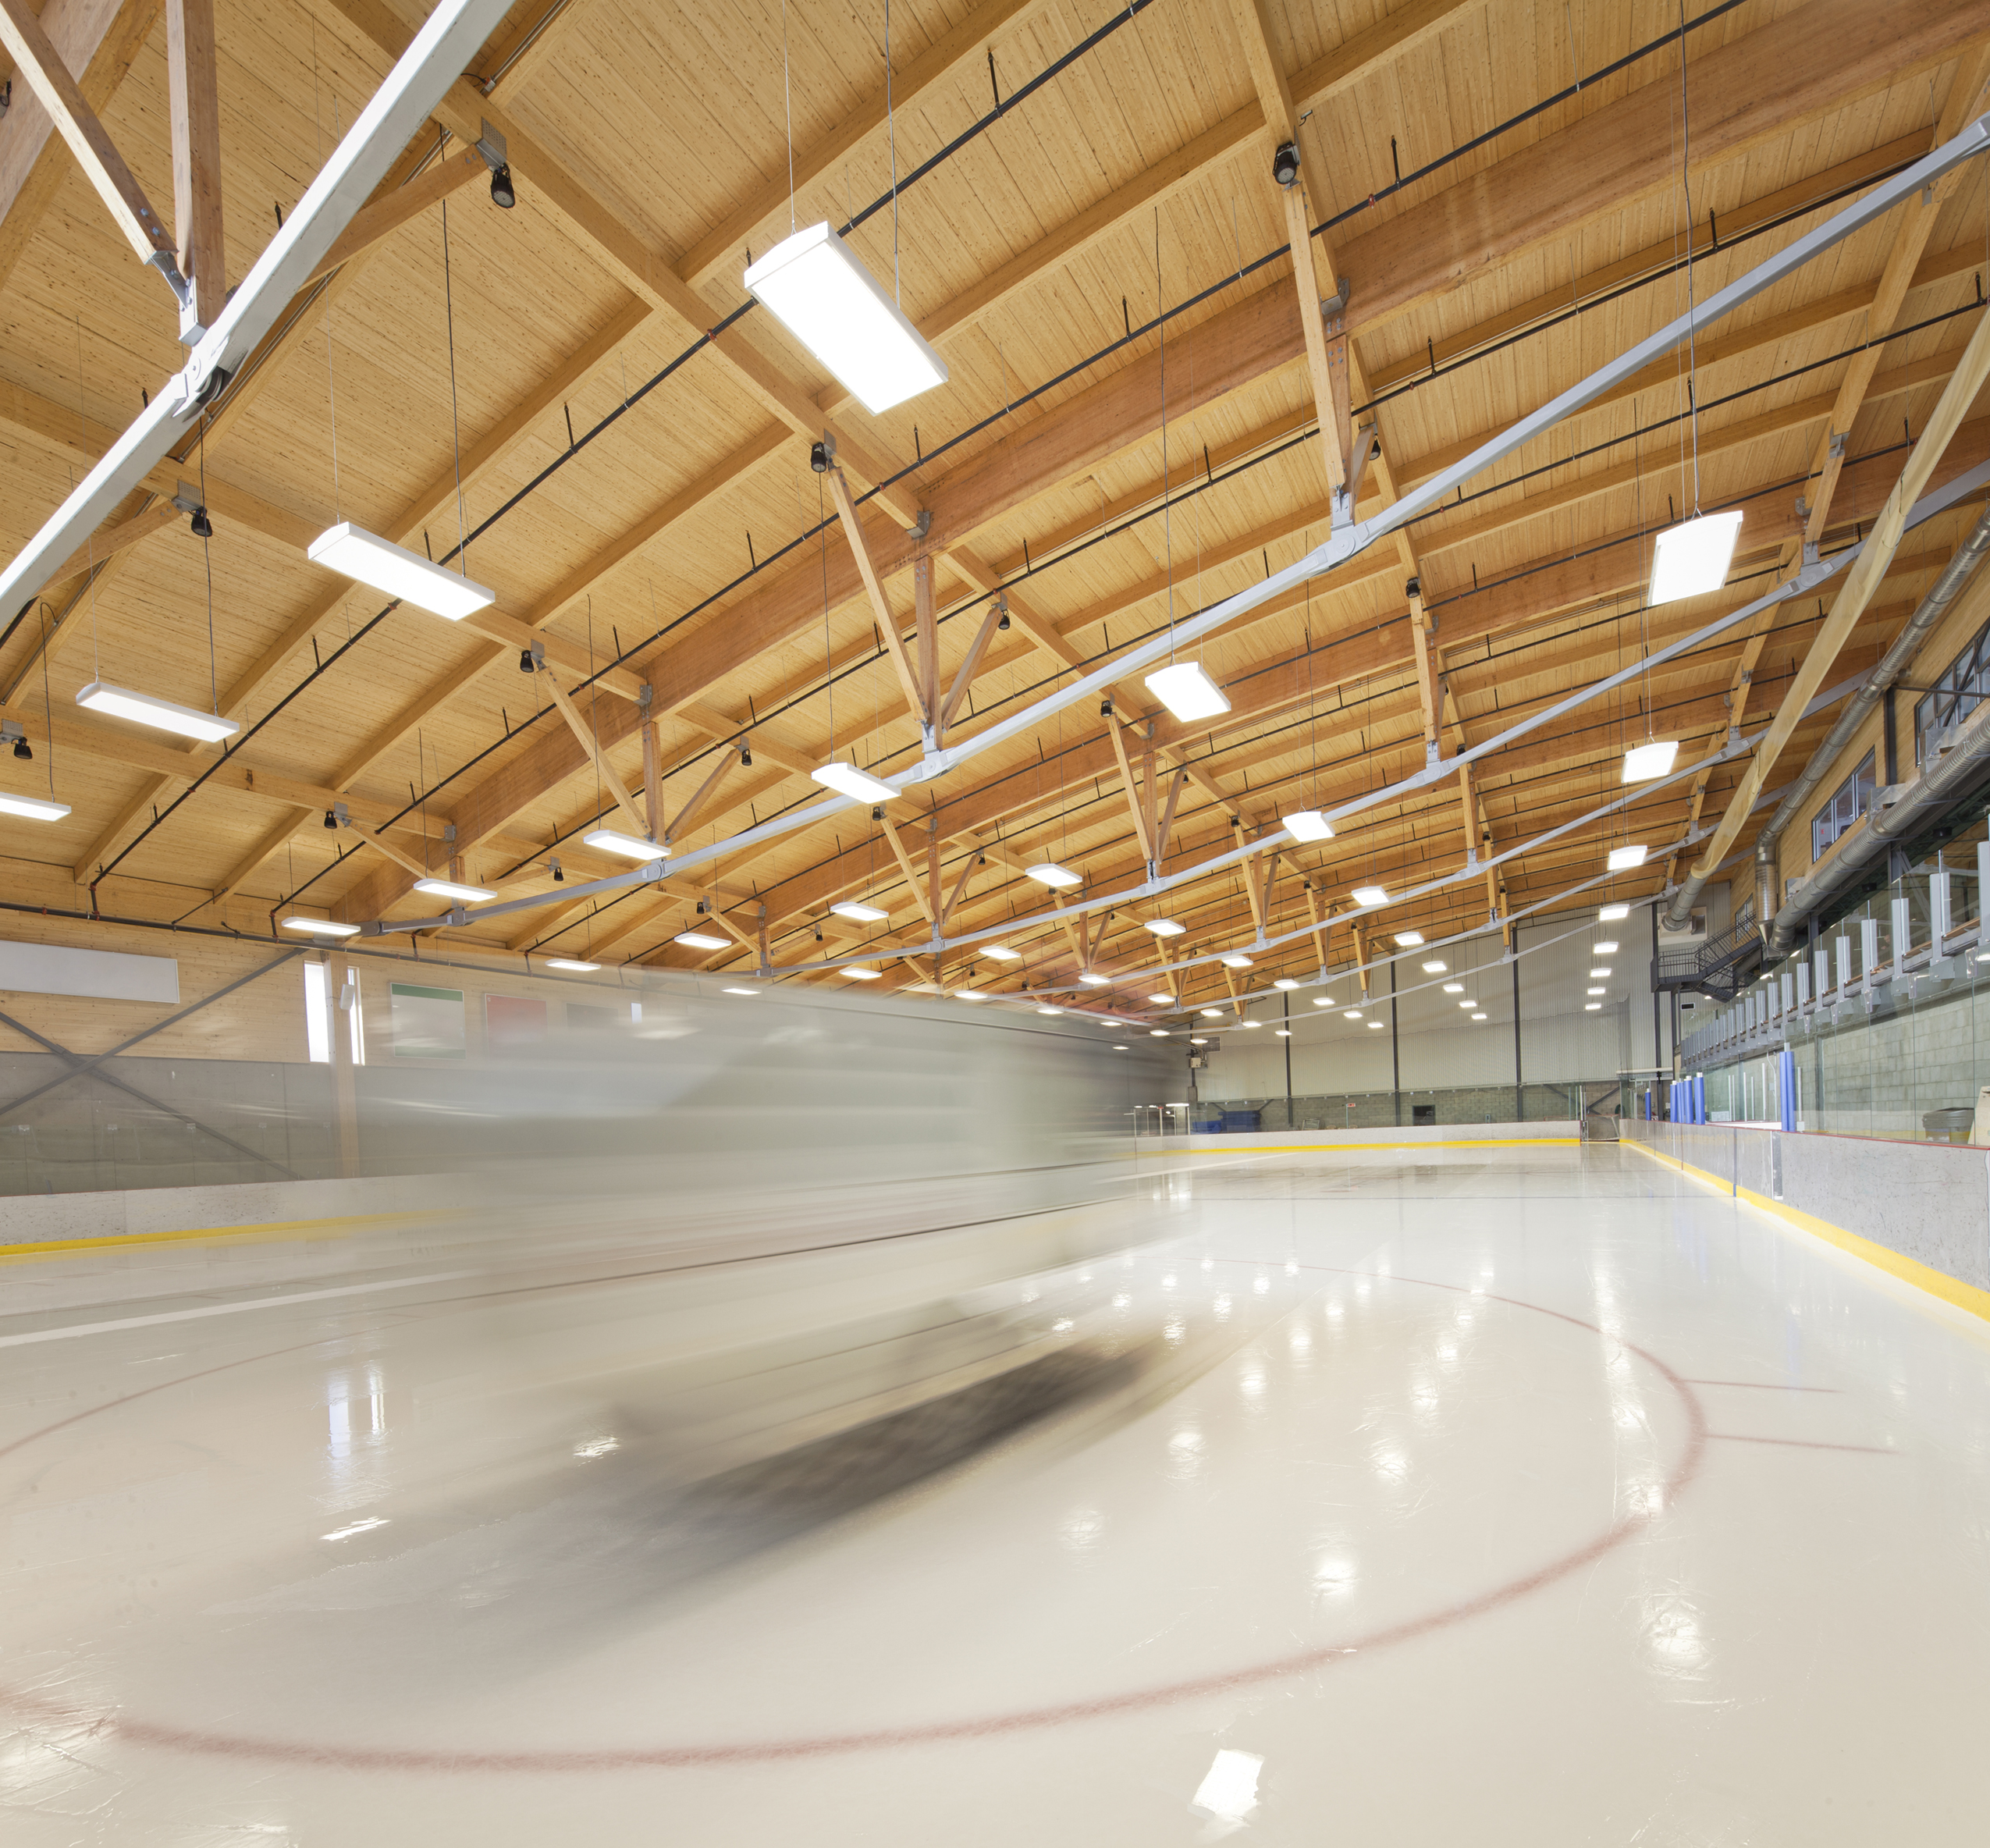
[1189,1750,1263,1826]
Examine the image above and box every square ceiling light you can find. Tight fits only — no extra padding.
[307,523,496,621]
[674,930,729,950]
[1622,739,1679,783]
[1145,919,1185,936]
[830,900,889,922]
[1273,979,1300,990]
[1144,660,1230,723]
[1599,902,1631,922]
[1421,960,1447,973]
[1649,510,1743,604]
[983,944,1021,960]
[1281,810,1333,841]
[413,876,496,904]
[1221,954,1253,968]
[1351,885,1389,908]
[743,223,949,414]
[1393,931,1423,947]
[1607,844,1647,871]
[1025,862,1082,888]
[1079,972,1111,986]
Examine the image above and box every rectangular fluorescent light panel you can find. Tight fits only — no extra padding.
[1351,885,1389,908]
[282,915,360,936]
[1145,919,1185,936]
[1025,862,1082,888]
[1147,992,1175,1005]
[1594,940,1619,954]
[812,761,897,804]
[1079,972,1111,986]
[1649,510,1743,604]
[723,986,759,996]
[743,222,948,415]
[1622,739,1679,783]
[841,967,882,979]
[583,827,667,861]
[830,900,889,922]
[1273,978,1300,990]
[307,522,495,620]
[412,876,496,903]
[983,944,1022,959]
[1144,660,1231,723]
[1281,810,1333,841]
[1606,844,1648,871]
[1221,954,1253,968]
[546,958,599,972]
[76,680,239,742]
[674,931,729,950]
[1599,903,1631,922]
[1421,960,1447,973]
[0,791,71,821]
[1393,931,1424,947]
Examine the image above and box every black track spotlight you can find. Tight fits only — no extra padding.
[1272,140,1300,188]
[1100,697,1114,717]
[871,805,885,822]
[550,856,564,883]
[323,808,339,830]
[740,744,753,766]
[189,506,212,539]
[997,608,1010,631]
[12,736,31,761]
[519,648,536,673]
[489,162,516,209]
[809,440,830,473]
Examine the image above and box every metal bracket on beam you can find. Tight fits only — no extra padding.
[1319,276,1351,320]
[474,119,508,173]
[331,801,350,827]
[170,481,204,515]
[904,510,933,542]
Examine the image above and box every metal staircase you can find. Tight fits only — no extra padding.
[1651,915,1763,1003]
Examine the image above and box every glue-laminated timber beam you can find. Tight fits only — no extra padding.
[535,663,652,841]
[164,0,223,336]
[328,353,1990,934]
[878,817,936,926]
[665,746,740,845]
[938,598,1006,739]
[825,464,928,729]
[1684,304,1990,890]
[465,4,1976,810]
[302,143,485,288]
[0,0,174,268]
[1104,719,1154,865]
[0,0,160,293]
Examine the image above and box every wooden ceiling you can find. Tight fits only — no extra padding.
[2,0,1987,1017]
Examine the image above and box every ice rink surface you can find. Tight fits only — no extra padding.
[5,1142,1989,1845]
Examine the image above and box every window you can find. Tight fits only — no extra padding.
[1915,615,1990,762]
[1811,750,1875,861]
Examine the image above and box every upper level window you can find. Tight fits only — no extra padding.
[1811,750,1875,862]
[1915,614,1990,763]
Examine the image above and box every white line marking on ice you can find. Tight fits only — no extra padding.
[0,1271,475,1347]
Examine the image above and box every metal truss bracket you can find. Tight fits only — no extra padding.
[474,119,508,173]
[904,510,933,542]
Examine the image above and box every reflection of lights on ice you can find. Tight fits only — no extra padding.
[1164,1316,1186,1345]
[1052,1317,1075,1334]
[1238,1366,1265,1398]
[322,1516,389,1542]
[1313,1554,1357,1593]
[1253,1275,1269,1295]
[1213,1293,1233,1319]
[1112,1293,1132,1310]
[574,1435,619,1459]
[1190,1749,1263,1823]
[1162,1274,1178,1290]
[1059,1509,1105,1552]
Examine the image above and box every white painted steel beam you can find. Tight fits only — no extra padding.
[0,0,513,620]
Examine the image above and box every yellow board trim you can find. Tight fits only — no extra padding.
[0,1208,450,1265]
[1621,1135,1990,1324]
[1153,1137,1582,1153]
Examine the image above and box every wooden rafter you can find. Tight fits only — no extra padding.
[535,663,653,841]
[164,0,222,336]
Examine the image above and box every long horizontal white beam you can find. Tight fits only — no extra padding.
[0,0,513,622]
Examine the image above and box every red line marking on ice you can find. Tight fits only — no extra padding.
[0,1268,1709,1774]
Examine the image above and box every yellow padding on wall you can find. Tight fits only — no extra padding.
[0,1209,450,1265]
[1622,1135,1990,1325]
